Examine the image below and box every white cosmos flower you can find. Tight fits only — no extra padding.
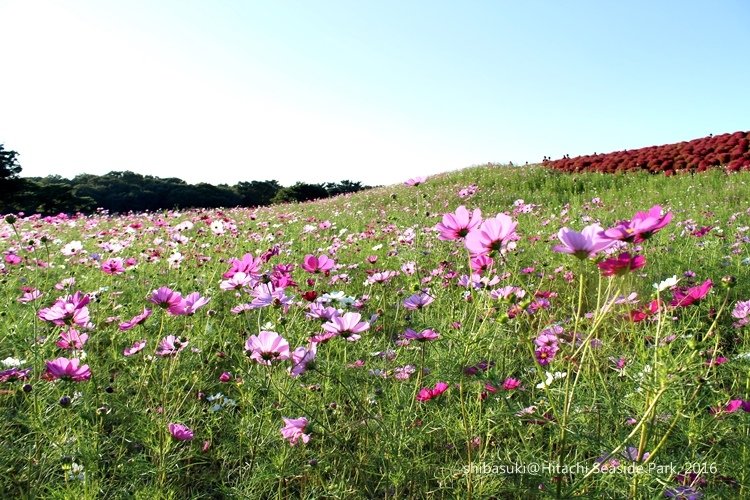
[653,275,679,292]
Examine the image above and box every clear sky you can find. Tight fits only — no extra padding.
[1,0,748,187]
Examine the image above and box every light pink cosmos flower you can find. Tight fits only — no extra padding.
[321,312,370,342]
[220,271,254,291]
[464,213,518,256]
[553,224,616,259]
[435,206,483,241]
[18,288,42,303]
[289,343,317,377]
[249,283,293,310]
[601,205,673,243]
[404,176,427,186]
[44,357,91,382]
[123,340,147,356]
[168,423,194,441]
[183,292,210,315]
[301,254,335,274]
[732,299,750,328]
[403,292,434,310]
[155,335,189,356]
[416,382,449,402]
[280,417,310,446]
[400,328,440,344]
[245,331,291,365]
[119,308,152,331]
[56,329,88,350]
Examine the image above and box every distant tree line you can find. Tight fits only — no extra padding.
[0,144,373,215]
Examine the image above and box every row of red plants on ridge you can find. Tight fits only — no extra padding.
[544,131,750,174]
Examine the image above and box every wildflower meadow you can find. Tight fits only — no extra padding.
[2,165,750,498]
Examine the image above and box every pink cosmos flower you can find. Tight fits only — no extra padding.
[183,292,210,315]
[435,206,483,241]
[470,255,494,274]
[119,308,152,331]
[18,288,42,303]
[38,292,91,327]
[245,331,291,365]
[123,340,147,356]
[168,423,194,441]
[149,287,186,315]
[219,371,232,382]
[601,205,673,243]
[404,176,427,186]
[280,417,310,446]
[502,377,522,391]
[101,258,125,275]
[464,213,518,256]
[403,292,434,310]
[56,329,89,350]
[553,224,616,259]
[400,328,440,344]
[597,252,646,277]
[416,381,449,402]
[249,283,293,310]
[155,335,189,356]
[671,279,712,307]
[732,299,750,328]
[223,253,263,279]
[305,303,341,321]
[289,343,317,377]
[301,254,335,274]
[321,312,370,342]
[44,357,91,382]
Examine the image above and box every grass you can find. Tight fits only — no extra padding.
[1,164,750,498]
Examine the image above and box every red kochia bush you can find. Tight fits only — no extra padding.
[545,131,750,174]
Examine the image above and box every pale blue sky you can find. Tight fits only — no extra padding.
[1,0,748,186]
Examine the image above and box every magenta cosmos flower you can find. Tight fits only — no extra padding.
[597,252,646,277]
[119,308,152,331]
[464,213,518,256]
[245,331,291,365]
[321,312,370,342]
[416,382,449,402]
[435,206,483,241]
[671,279,712,307]
[223,253,263,279]
[168,423,194,441]
[101,257,126,275]
[601,205,673,243]
[149,287,185,315]
[280,417,311,446]
[301,254,335,274]
[44,357,91,382]
[553,224,616,259]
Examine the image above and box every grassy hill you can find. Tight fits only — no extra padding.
[2,164,750,498]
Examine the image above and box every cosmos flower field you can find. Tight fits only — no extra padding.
[2,165,750,498]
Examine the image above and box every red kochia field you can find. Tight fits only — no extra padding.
[545,131,750,174]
